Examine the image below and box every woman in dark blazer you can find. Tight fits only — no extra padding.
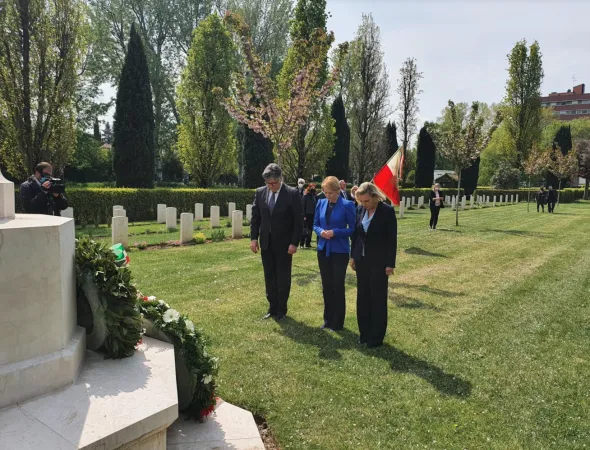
[314,176,356,331]
[428,183,444,230]
[350,182,397,348]
[300,184,317,248]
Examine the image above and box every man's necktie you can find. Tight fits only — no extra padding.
[268,192,276,213]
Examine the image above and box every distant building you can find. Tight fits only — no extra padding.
[540,84,590,121]
[434,170,458,189]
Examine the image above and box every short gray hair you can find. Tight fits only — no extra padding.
[262,163,282,180]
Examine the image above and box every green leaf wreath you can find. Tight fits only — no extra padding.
[75,238,142,358]
[138,296,218,419]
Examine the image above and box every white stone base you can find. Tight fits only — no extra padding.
[0,326,86,409]
[0,337,178,450]
[167,400,264,450]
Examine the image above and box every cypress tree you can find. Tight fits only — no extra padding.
[325,94,350,180]
[385,121,399,158]
[242,125,274,188]
[414,124,436,187]
[113,23,155,188]
[547,125,573,188]
[93,118,101,142]
[103,122,113,144]
[461,157,481,197]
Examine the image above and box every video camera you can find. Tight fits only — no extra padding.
[42,177,66,195]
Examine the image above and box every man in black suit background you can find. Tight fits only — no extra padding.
[250,164,303,320]
[339,179,353,200]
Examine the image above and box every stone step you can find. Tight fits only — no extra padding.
[167,400,264,450]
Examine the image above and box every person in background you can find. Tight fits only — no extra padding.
[297,178,305,197]
[339,179,353,200]
[428,183,445,230]
[547,186,557,213]
[250,164,303,321]
[351,182,397,348]
[536,186,546,213]
[301,183,317,248]
[19,162,68,216]
[314,176,356,331]
[351,185,359,205]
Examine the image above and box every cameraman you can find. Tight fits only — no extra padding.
[20,162,68,216]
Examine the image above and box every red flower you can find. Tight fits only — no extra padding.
[143,296,149,302]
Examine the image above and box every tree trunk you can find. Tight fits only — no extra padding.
[557,179,562,209]
[527,177,531,213]
[456,171,461,226]
[585,178,589,200]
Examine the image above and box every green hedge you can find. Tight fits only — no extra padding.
[14,187,585,225]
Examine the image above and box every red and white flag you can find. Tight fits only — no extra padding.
[373,148,404,206]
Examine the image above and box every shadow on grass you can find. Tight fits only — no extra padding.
[435,228,463,233]
[483,229,552,238]
[390,293,442,312]
[405,247,448,258]
[394,283,464,299]
[277,317,471,397]
[292,272,321,287]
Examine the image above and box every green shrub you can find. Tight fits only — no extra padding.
[225,219,232,228]
[193,232,206,244]
[210,229,226,242]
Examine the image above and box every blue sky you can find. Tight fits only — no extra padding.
[100,0,590,141]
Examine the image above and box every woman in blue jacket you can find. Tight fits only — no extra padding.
[314,176,356,331]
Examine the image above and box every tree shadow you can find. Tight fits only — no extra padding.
[405,247,448,258]
[435,228,463,233]
[394,283,465,299]
[292,272,320,287]
[276,317,472,397]
[483,229,552,238]
[390,293,442,312]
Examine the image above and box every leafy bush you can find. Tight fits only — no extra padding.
[211,229,226,242]
[225,219,232,228]
[194,232,206,244]
[491,162,521,189]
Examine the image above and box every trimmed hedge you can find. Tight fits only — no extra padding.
[14,187,585,225]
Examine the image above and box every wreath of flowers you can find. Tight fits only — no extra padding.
[138,294,218,419]
[75,238,142,359]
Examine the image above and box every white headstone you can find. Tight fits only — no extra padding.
[210,206,220,228]
[112,216,129,248]
[0,170,15,220]
[406,197,411,209]
[166,207,177,230]
[451,197,456,210]
[411,196,415,206]
[401,197,406,209]
[113,205,123,215]
[246,204,253,221]
[445,195,450,204]
[510,195,514,204]
[461,196,466,210]
[157,204,167,223]
[195,203,203,221]
[228,202,236,218]
[493,195,497,207]
[113,208,126,217]
[418,196,423,208]
[180,213,194,244]
[232,210,243,239]
[516,194,519,203]
[470,196,474,209]
[499,195,503,205]
[62,207,74,218]
[486,196,490,206]
[399,201,404,219]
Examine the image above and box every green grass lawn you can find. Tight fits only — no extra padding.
[127,202,590,449]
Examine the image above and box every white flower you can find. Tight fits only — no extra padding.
[163,309,180,323]
[203,350,208,358]
[148,296,157,301]
[202,374,212,385]
[185,320,195,334]
[159,299,170,308]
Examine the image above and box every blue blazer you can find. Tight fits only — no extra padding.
[313,197,356,256]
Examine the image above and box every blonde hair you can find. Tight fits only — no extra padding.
[355,182,386,202]
[321,176,340,193]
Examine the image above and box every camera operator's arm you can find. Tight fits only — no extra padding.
[53,191,68,211]
[19,182,48,213]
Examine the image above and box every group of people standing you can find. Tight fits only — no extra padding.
[536,186,557,213]
[250,164,397,348]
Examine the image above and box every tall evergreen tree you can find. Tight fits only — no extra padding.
[415,124,436,188]
[325,95,350,180]
[547,125,573,188]
[103,122,113,144]
[461,157,481,197]
[385,121,399,158]
[113,24,155,188]
[93,118,102,142]
[242,125,275,188]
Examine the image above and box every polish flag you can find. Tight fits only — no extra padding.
[373,148,404,206]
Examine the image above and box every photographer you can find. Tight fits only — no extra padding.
[20,162,68,216]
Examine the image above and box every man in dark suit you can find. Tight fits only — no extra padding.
[339,180,353,200]
[250,164,303,320]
